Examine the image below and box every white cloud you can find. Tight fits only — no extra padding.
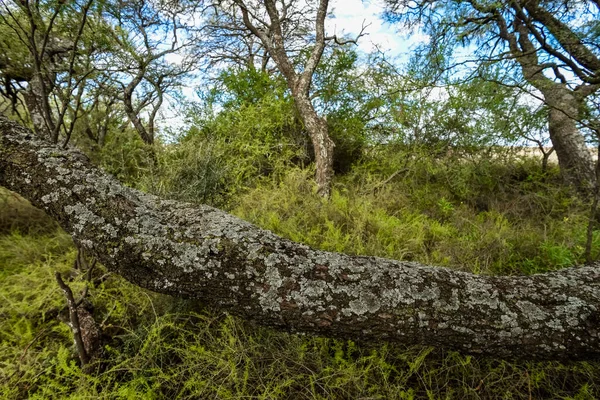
[327,0,425,56]
[164,53,184,65]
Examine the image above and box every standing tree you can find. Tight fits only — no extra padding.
[104,0,198,145]
[0,0,98,144]
[212,0,366,197]
[384,0,600,191]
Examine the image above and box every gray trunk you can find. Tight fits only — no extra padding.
[22,74,56,142]
[545,86,595,190]
[294,94,334,198]
[502,20,596,192]
[2,115,600,361]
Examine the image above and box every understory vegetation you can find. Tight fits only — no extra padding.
[1,0,599,396]
[2,144,600,399]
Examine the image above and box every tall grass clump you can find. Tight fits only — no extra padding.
[233,147,596,275]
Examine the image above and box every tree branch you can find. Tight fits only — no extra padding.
[521,0,600,79]
[2,115,600,361]
[55,272,90,366]
[324,20,370,46]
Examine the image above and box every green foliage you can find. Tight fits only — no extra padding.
[0,230,72,274]
[233,149,592,276]
[313,48,403,172]
[0,17,32,81]
[142,134,228,205]
[155,68,310,204]
[198,57,401,179]
[194,95,307,195]
[97,128,156,188]
[392,71,547,153]
[208,67,289,110]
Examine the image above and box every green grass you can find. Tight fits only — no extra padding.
[0,188,59,236]
[2,151,600,399]
[233,158,594,276]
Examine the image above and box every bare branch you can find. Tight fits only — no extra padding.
[324,20,370,46]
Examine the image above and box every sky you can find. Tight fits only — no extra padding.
[327,0,427,58]
[167,1,427,73]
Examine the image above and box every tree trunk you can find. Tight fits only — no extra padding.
[234,0,335,198]
[497,18,596,192]
[122,71,154,145]
[544,86,595,191]
[2,115,600,361]
[294,94,335,198]
[123,94,154,145]
[22,74,56,142]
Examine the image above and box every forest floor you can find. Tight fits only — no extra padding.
[1,148,600,399]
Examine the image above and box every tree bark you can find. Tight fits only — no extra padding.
[22,74,56,142]
[294,94,335,198]
[2,115,600,361]
[544,85,595,190]
[122,71,154,145]
[496,15,596,191]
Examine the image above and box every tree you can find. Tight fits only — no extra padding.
[197,47,403,177]
[384,0,600,191]
[312,47,403,172]
[0,0,99,143]
[3,114,600,361]
[214,0,366,197]
[0,0,198,148]
[103,0,198,145]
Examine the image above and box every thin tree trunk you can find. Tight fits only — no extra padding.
[235,0,335,197]
[123,94,154,145]
[3,115,600,361]
[294,95,335,198]
[22,74,56,141]
[122,71,154,145]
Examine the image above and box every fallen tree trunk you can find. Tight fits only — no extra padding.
[1,115,599,361]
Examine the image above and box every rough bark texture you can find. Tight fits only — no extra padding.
[22,74,56,142]
[2,115,600,361]
[293,94,335,198]
[122,70,155,145]
[545,86,595,189]
[497,16,596,191]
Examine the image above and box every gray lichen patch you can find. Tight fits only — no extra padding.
[64,203,106,233]
[516,301,548,321]
[347,292,381,315]
[264,265,283,288]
